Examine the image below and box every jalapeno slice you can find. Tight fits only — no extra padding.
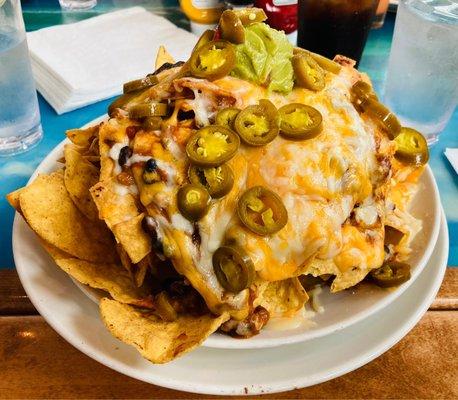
[213,245,255,293]
[186,125,240,167]
[188,164,234,198]
[189,40,236,80]
[237,186,288,235]
[233,8,267,25]
[128,102,168,119]
[177,184,211,221]
[220,10,245,44]
[350,82,401,139]
[394,127,429,166]
[193,29,215,52]
[292,54,325,91]
[279,103,323,140]
[215,107,240,130]
[366,98,402,139]
[370,262,411,288]
[350,80,378,110]
[293,47,341,74]
[234,100,279,146]
[123,75,158,94]
[108,91,141,117]
[384,225,405,246]
[142,116,162,130]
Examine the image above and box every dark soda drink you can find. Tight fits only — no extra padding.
[297,0,378,67]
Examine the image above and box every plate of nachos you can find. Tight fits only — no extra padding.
[10,8,441,365]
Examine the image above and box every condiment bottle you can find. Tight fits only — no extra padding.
[254,0,298,44]
[180,0,224,35]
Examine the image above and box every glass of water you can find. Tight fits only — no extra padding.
[384,0,458,144]
[0,0,42,156]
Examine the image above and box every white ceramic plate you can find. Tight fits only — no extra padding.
[18,127,442,349]
[13,202,448,395]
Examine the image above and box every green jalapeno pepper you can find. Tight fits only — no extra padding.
[213,245,255,293]
[293,47,341,74]
[292,54,325,91]
[394,127,429,166]
[384,226,405,246]
[193,29,215,51]
[188,164,234,198]
[128,102,168,119]
[108,91,141,117]
[279,103,323,140]
[177,183,211,221]
[215,107,240,130]
[220,10,245,44]
[350,82,401,139]
[123,75,158,94]
[186,125,240,167]
[189,40,236,80]
[237,186,288,235]
[142,116,162,131]
[234,99,279,146]
[233,8,267,25]
[370,262,411,288]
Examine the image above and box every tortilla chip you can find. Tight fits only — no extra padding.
[85,137,100,157]
[97,118,132,181]
[6,187,24,214]
[116,244,150,287]
[117,243,132,273]
[256,277,308,317]
[90,178,139,227]
[155,45,175,70]
[19,172,117,263]
[55,258,151,305]
[133,255,150,287]
[66,125,99,149]
[41,240,74,259]
[112,213,152,264]
[300,258,370,293]
[83,155,100,164]
[64,145,100,220]
[100,298,229,363]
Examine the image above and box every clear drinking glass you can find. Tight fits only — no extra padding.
[384,0,458,144]
[0,0,42,156]
[59,0,97,11]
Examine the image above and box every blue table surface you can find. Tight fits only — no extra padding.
[1,3,457,269]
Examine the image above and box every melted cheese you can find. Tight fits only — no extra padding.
[105,66,423,317]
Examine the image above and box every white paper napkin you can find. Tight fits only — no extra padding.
[444,148,458,174]
[27,7,197,114]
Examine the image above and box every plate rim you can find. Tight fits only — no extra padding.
[12,208,448,395]
[19,120,442,349]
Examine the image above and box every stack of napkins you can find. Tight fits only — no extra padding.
[27,7,197,114]
[445,148,458,174]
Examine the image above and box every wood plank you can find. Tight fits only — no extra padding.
[0,312,456,399]
[0,270,36,315]
[1,267,456,315]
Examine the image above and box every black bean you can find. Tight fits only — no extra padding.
[118,146,132,167]
[145,158,157,172]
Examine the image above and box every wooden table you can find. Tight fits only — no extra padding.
[1,268,457,399]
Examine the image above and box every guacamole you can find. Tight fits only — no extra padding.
[231,23,294,93]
